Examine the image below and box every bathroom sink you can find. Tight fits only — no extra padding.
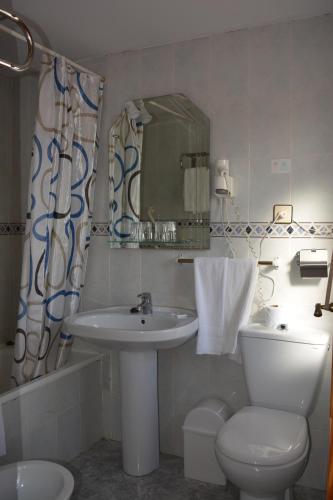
[64,305,197,477]
[63,306,198,351]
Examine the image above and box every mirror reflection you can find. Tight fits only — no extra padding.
[108,94,210,249]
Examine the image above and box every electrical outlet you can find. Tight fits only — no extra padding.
[273,204,293,224]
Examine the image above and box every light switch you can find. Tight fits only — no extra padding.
[271,159,291,174]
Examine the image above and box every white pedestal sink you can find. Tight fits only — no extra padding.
[64,306,198,476]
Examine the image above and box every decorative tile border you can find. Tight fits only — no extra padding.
[2,221,333,239]
[91,222,110,236]
[210,221,333,239]
[0,223,25,235]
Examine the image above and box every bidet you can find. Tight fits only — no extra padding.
[0,460,74,500]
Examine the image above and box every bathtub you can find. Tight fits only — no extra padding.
[0,345,105,465]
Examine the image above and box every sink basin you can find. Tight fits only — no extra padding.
[64,305,198,477]
[63,306,198,351]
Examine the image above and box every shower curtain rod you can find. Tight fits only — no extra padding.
[0,22,105,81]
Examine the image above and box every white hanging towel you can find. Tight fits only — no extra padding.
[184,167,210,214]
[195,257,257,355]
[0,404,6,456]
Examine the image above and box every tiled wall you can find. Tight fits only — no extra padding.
[0,72,38,345]
[81,14,333,490]
[0,75,20,344]
[0,13,332,490]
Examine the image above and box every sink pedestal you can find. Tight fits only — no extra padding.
[120,351,159,476]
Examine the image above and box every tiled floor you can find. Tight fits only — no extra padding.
[68,439,325,500]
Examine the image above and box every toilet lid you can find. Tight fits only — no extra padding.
[216,406,308,466]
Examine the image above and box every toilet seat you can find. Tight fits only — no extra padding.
[216,406,308,467]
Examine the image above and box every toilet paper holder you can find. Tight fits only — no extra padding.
[296,249,328,278]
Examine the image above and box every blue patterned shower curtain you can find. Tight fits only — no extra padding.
[109,110,143,247]
[12,55,103,386]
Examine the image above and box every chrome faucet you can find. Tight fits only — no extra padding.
[130,292,153,314]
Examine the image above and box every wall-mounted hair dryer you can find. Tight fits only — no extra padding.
[213,159,234,198]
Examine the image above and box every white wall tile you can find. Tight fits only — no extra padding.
[0,399,24,465]
[248,23,291,158]
[20,383,55,421]
[249,157,291,221]
[80,360,102,404]
[211,29,249,160]
[309,348,331,431]
[109,248,142,305]
[298,426,329,490]
[141,45,174,97]
[79,361,104,448]
[208,356,249,412]
[140,249,178,306]
[81,399,103,450]
[26,414,59,460]
[103,50,142,125]
[53,371,80,414]
[158,349,175,454]
[291,154,333,221]
[82,236,111,308]
[102,389,122,441]
[291,16,333,156]
[57,406,82,461]
[174,37,211,115]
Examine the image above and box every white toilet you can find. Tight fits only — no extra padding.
[215,324,330,500]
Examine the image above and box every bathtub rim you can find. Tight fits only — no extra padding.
[0,349,103,405]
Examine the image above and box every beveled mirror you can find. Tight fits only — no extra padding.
[108,94,210,249]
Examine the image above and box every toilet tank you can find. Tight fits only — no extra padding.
[239,324,330,416]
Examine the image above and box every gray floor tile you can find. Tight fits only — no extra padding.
[67,439,325,500]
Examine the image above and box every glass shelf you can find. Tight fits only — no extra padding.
[109,239,200,248]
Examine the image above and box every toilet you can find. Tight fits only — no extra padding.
[0,460,74,500]
[215,324,330,500]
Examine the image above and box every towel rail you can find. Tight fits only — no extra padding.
[0,9,34,72]
[177,258,275,266]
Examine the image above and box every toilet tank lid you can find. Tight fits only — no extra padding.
[240,324,330,346]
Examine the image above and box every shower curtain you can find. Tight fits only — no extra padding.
[109,109,143,248]
[12,54,103,386]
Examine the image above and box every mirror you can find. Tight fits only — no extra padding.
[108,94,210,249]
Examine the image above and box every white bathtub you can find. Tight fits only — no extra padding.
[0,346,105,465]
